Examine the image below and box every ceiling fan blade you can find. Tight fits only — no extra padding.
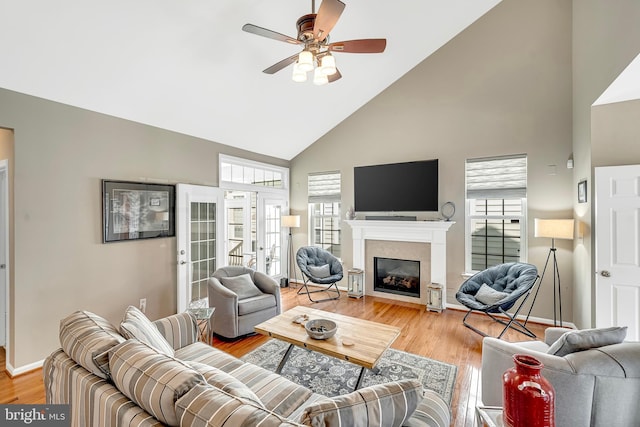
[328,69,342,83]
[242,24,301,45]
[262,53,299,74]
[313,0,346,41]
[329,39,387,53]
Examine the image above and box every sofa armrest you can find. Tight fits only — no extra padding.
[253,271,282,313]
[208,277,240,338]
[253,271,279,294]
[544,327,573,346]
[153,312,199,350]
[481,337,572,406]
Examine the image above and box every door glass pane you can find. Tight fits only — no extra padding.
[264,203,282,276]
[190,201,216,303]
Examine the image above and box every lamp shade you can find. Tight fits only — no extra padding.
[292,62,307,82]
[281,215,301,228]
[534,219,574,240]
[298,51,314,72]
[320,54,337,76]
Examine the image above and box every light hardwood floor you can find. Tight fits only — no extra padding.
[1,287,547,426]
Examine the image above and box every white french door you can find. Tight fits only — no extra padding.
[256,193,287,279]
[595,164,640,341]
[176,184,224,313]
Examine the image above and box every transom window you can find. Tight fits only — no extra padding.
[308,172,341,258]
[465,155,527,272]
[219,154,287,189]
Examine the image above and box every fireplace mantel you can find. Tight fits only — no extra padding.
[345,220,455,309]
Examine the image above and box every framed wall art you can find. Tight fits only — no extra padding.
[102,180,175,243]
[578,179,587,203]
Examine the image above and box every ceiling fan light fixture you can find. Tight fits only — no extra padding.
[298,51,314,72]
[313,67,329,85]
[320,54,336,76]
[292,62,308,82]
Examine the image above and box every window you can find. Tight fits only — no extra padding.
[219,154,287,190]
[308,172,341,258]
[465,155,527,272]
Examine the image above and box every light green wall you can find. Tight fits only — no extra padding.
[291,0,574,320]
[0,88,288,369]
[572,0,640,328]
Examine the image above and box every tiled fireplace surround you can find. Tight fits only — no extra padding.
[346,220,454,308]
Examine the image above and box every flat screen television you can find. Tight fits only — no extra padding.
[354,159,438,212]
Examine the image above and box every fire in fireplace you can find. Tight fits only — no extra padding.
[373,257,420,298]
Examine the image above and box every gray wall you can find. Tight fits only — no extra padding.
[0,88,288,369]
[290,0,574,320]
[572,0,640,328]
[592,99,640,168]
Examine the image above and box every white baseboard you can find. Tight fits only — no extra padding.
[6,358,44,377]
[445,302,577,329]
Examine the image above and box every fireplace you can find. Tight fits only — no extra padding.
[374,257,420,298]
[346,220,454,308]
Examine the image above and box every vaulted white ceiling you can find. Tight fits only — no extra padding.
[0,0,502,160]
[594,52,640,107]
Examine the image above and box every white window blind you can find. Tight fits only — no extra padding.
[466,155,527,199]
[308,172,341,203]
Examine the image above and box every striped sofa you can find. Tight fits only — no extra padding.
[44,308,451,427]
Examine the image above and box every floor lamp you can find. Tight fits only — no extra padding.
[532,218,574,327]
[281,215,300,288]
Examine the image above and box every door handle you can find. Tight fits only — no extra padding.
[179,260,187,265]
[599,270,611,277]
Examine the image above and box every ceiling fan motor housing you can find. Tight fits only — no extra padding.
[296,14,317,41]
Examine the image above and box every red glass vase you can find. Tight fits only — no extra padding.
[503,354,555,427]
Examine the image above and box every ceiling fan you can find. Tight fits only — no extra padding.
[242,0,387,85]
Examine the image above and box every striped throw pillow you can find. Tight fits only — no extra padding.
[228,362,312,417]
[59,310,125,379]
[153,312,199,350]
[176,384,303,427]
[120,305,175,356]
[109,339,205,426]
[186,361,264,408]
[300,380,422,427]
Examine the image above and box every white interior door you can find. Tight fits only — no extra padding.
[595,164,640,340]
[176,184,224,313]
[257,194,287,279]
[0,161,7,347]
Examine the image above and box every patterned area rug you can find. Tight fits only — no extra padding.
[241,339,457,404]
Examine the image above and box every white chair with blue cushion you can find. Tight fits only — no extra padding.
[207,266,281,339]
[296,246,343,302]
[455,262,539,339]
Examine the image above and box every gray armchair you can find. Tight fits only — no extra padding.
[481,328,640,426]
[207,266,281,339]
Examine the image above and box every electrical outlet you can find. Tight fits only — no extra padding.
[139,298,147,314]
